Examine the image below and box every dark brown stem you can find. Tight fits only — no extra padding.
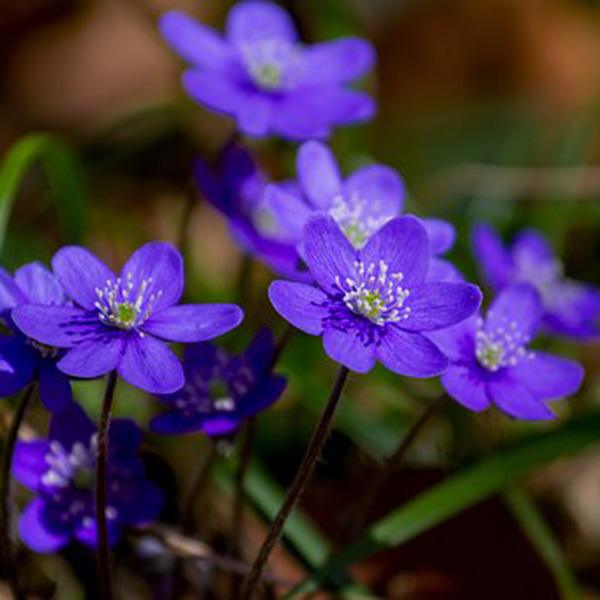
[176,180,198,254]
[182,442,219,535]
[348,393,449,539]
[271,325,295,370]
[95,371,118,600]
[241,366,350,600]
[0,383,34,599]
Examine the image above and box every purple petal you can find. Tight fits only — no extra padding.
[426,316,478,362]
[38,361,73,413]
[302,38,375,84]
[295,87,376,127]
[75,517,121,549]
[126,482,164,525]
[226,1,297,48]
[543,282,600,340]
[322,327,376,373]
[143,304,243,343]
[427,258,464,282]
[441,366,490,411]
[13,441,49,491]
[12,305,100,348]
[120,242,183,312]
[241,374,287,417]
[268,281,328,335]
[19,499,70,553]
[270,98,332,140]
[471,224,513,290]
[0,267,27,313]
[343,165,404,222]
[49,403,95,447]
[488,377,555,421]
[303,215,357,292]
[108,419,142,458]
[420,218,456,255]
[183,69,243,116]
[15,263,66,306]
[402,282,482,332]
[512,229,555,267]
[264,184,312,241]
[297,141,342,209]
[361,216,429,286]
[150,411,205,435]
[485,284,542,340]
[58,332,125,379]
[52,246,116,310]
[118,335,184,394]
[236,93,272,137]
[202,416,242,437]
[0,336,36,398]
[510,352,584,400]
[159,11,232,70]
[376,327,448,377]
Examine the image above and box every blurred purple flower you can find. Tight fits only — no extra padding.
[428,284,584,420]
[264,141,459,280]
[12,243,243,394]
[151,329,286,437]
[269,215,481,376]
[160,2,376,139]
[194,143,305,280]
[13,403,162,552]
[0,263,72,412]
[473,224,600,339]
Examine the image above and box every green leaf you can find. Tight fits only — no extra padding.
[504,486,579,600]
[288,414,600,597]
[0,134,86,254]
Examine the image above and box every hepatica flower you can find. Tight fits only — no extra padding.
[269,215,481,376]
[428,285,584,420]
[194,142,303,279]
[151,329,286,437]
[473,224,600,339]
[13,403,163,552]
[265,141,458,279]
[160,2,375,139]
[0,263,72,412]
[12,243,243,394]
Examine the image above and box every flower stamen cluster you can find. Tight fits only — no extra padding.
[475,315,534,371]
[42,437,97,490]
[241,39,300,91]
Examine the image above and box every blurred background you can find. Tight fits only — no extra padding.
[1,0,600,598]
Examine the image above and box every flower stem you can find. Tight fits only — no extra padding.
[348,393,449,539]
[96,371,118,600]
[242,366,350,600]
[176,179,198,254]
[0,383,34,599]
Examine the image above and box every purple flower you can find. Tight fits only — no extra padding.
[12,242,244,394]
[13,403,163,552]
[194,142,304,279]
[473,224,600,339]
[428,285,584,420]
[160,2,376,139]
[0,263,72,412]
[151,329,286,437]
[268,215,482,376]
[264,141,459,280]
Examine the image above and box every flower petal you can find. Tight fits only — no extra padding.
[0,267,27,313]
[471,224,513,290]
[510,352,584,400]
[420,218,455,255]
[441,366,490,411]
[143,304,243,343]
[426,316,478,363]
[15,263,66,306]
[52,246,116,310]
[183,70,244,116]
[118,335,184,394]
[226,1,298,47]
[120,242,183,312]
[264,184,312,241]
[297,141,342,209]
[361,216,429,286]
[322,326,376,373]
[268,281,328,335]
[150,411,205,435]
[302,38,375,84]
[402,282,482,332]
[0,335,36,398]
[241,374,287,417]
[13,441,49,491]
[236,93,272,137]
[57,332,125,379]
[19,499,70,553]
[159,11,232,70]
[303,215,357,292]
[485,283,542,340]
[49,403,95,447]
[544,281,600,340]
[376,327,448,377]
[38,361,73,413]
[512,229,555,267]
[488,377,555,421]
[270,97,331,140]
[12,305,103,348]
[295,87,375,127]
[126,482,164,525]
[427,257,464,282]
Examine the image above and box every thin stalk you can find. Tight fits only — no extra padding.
[176,180,198,254]
[242,366,350,600]
[96,371,118,600]
[0,383,35,599]
[348,393,449,539]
